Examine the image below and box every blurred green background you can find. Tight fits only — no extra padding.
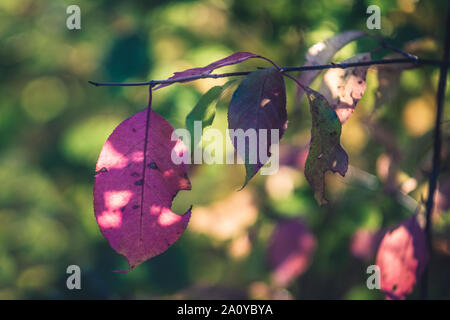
[0,0,449,299]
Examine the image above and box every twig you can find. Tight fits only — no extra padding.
[89,58,445,87]
[420,3,450,300]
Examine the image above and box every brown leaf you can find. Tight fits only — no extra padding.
[319,53,371,123]
[297,30,366,102]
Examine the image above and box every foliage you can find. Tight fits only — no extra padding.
[1,0,450,300]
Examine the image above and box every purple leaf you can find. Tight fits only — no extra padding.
[93,91,191,272]
[155,52,260,90]
[375,214,429,300]
[267,219,316,287]
[228,68,287,187]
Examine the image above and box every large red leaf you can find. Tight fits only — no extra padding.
[267,219,316,287]
[93,92,191,271]
[376,215,429,299]
[155,52,260,90]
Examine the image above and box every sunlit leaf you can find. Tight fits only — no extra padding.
[228,68,287,188]
[93,91,191,271]
[319,53,371,123]
[304,87,348,205]
[297,30,366,101]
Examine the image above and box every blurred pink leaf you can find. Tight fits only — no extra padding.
[375,215,429,300]
[279,144,309,171]
[155,52,260,90]
[268,219,316,287]
[228,68,287,187]
[93,92,191,272]
[350,228,385,261]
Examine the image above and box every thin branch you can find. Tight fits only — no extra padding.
[369,33,419,61]
[89,58,445,87]
[420,3,450,300]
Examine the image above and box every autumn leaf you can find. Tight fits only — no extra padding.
[228,68,287,188]
[376,214,429,300]
[267,219,316,287]
[155,52,260,90]
[304,87,348,205]
[297,30,366,102]
[93,90,191,271]
[319,53,371,123]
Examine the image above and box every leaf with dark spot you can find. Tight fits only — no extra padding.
[304,87,348,205]
[376,214,429,300]
[148,162,158,170]
[93,90,191,272]
[228,68,287,188]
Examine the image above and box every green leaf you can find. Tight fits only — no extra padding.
[304,87,348,205]
[185,80,237,150]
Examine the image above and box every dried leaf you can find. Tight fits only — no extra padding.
[155,52,259,90]
[228,68,287,188]
[304,87,348,205]
[268,219,316,287]
[319,53,371,123]
[376,214,429,300]
[297,30,366,101]
[93,92,191,271]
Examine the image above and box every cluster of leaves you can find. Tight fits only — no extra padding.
[93,31,429,299]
